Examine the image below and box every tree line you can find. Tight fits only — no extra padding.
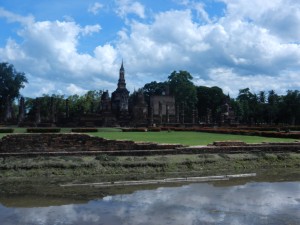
[142,71,300,125]
[1,62,299,125]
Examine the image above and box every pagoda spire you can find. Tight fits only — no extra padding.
[120,59,124,71]
[118,60,126,89]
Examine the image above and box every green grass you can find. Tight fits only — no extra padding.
[0,128,298,146]
[89,131,298,146]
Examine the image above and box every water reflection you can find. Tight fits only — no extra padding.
[0,181,299,225]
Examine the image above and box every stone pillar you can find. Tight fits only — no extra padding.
[220,113,225,125]
[50,97,56,123]
[35,98,41,124]
[18,97,25,123]
[176,105,180,123]
[206,108,211,124]
[192,108,195,124]
[149,105,153,126]
[166,104,169,124]
[4,95,12,122]
[159,101,162,125]
[181,102,185,124]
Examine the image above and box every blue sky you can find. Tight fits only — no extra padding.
[0,0,300,97]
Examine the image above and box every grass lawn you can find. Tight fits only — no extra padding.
[89,131,298,146]
[0,127,298,146]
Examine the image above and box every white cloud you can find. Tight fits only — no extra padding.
[0,7,34,25]
[1,0,300,98]
[66,83,87,95]
[194,68,300,96]
[115,0,145,19]
[0,12,119,96]
[116,10,209,73]
[113,3,300,96]
[88,2,104,15]
[221,0,300,42]
[81,24,101,36]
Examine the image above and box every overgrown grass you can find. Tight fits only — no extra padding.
[1,153,299,179]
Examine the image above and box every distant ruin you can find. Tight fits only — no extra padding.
[2,62,236,127]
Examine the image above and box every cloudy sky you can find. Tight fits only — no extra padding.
[0,0,300,97]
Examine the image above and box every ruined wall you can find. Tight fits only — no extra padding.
[0,134,299,156]
[0,133,182,153]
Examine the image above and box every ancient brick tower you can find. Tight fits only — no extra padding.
[111,61,130,119]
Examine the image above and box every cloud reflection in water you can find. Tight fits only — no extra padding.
[0,181,299,225]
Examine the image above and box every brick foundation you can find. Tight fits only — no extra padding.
[0,133,299,156]
[0,133,182,153]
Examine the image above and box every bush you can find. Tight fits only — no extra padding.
[148,127,161,132]
[26,128,61,133]
[196,127,300,139]
[0,128,14,133]
[71,128,98,133]
[122,128,147,132]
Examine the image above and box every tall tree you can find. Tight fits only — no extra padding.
[267,90,280,124]
[168,70,197,110]
[236,88,257,124]
[279,90,300,125]
[196,86,226,123]
[0,62,27,121]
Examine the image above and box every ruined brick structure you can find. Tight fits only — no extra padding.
[0,134,299,157]
[0,133,182,153]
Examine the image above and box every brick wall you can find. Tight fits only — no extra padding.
[0,133,182,153]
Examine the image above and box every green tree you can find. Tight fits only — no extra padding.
[168,70,197,111]
[279,90,300,125]
[0,62,27,121]
[236,88,257,124]
[142,81,168,104]
[256,91,268,124]
[196,86,227,123]
[67,90,102,118]
[267,90,280,124]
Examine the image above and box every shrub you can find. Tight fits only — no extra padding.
[148,127,161,132]
[37,123,53,127]
[122,128,147,132]
[71,128,98,133]
[0,128,14,133]
[26,128,61,133]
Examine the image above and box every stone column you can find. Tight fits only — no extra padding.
[18,97,25,123]
[159,101,162,125]
[4,95,12,122]
[181,102,185,124]
[206,108,211,124]
[176,105,180,123]
[149,105,154,127]
[166,104,169,124]
[35,98,41,124]
[192,108,195,124]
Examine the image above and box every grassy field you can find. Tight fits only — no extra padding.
[0,127,299,182]
[0,127,298,145]
[90,131,298,145]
